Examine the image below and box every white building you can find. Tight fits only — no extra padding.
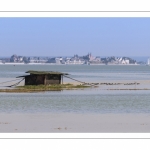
[47,57,62,64]
[64,55,85,65]
[147,58,150,65]
[121,59,129,64]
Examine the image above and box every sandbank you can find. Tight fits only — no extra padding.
[0,113,150,133]
[1,78,150,92]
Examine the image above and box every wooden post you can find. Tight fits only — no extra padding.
[62,75,63,84]
[44,75,46,85]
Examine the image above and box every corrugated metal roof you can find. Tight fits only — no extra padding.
[16,75,31,78]
[25,70,69,75]
[16,70,69,78]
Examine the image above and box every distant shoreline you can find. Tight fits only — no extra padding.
[0,63,142,65]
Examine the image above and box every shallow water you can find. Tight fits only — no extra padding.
[0,64,150,80]
[0,89,150,114]
[0,64,150,114]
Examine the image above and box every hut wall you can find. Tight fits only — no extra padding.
[25,75,45,85]
[24,74,62,85]
[45,74,61,85]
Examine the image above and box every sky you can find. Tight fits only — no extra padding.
[0,18,150,57]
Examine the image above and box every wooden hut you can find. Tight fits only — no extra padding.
[17,70,68,85]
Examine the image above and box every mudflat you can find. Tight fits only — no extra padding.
[1,79,150,92]
[0,113,150,133]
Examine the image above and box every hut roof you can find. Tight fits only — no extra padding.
[16,75,31,78]
[26,70,69,75]
[16,70,69,78]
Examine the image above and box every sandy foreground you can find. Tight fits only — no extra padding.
[0,113,150,133]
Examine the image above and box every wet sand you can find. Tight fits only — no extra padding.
[1,77,150,90]
[0,113,150,133]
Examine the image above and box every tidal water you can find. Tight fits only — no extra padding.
[0,64,150,114]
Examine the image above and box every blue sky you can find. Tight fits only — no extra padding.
[0,18,150,57]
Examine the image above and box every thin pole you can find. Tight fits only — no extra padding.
[62,75,63,84]
[63,75,99,86]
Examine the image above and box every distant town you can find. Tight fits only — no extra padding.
[0,53,147,65]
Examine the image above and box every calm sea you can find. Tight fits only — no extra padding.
[0,64,150,114]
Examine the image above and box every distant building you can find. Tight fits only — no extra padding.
[47,57,62,64]
[121,57,136,64]
[18,56,23,62]
[90,57,101,64]
[65,55,85,64]
[10,54,18,62]
[28,57,38,63]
